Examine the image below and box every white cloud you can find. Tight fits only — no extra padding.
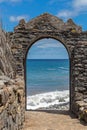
[49,0,58,4]
[10,0,21,2]
[9,15,28,22]
[36,39,64,49]
[57,0,87,19]
[0,0,21,3]
[27,0,33,2]
[0,0,33,3]
[37,43,60,48]
[0,0,5,2]
[73,0,87,9]
[57,10,77,19]
[49,0,67,4]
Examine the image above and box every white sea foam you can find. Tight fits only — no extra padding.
[47,68,56,71]
[58,67,69,71]
[27,90,69,110]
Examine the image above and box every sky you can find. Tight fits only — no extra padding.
[27,38,69,59]
[0,0,87,59]
[0,0,87,32]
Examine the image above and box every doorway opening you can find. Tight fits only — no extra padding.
[26,38,70,111]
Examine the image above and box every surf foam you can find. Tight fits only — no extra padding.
[27,90,69,110]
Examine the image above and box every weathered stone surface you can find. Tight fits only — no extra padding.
[0,77,25,130]
[0,13,87,126]
[9,13,84,76]
[7,13,87,123]
[0,29,16,78]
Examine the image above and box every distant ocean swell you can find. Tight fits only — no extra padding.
[26,59,69,110]
[47,67,69,71]
[27,90,69,110]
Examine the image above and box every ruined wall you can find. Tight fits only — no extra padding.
[71,39,87,120]
[0,76,25,130]
[0,13,87,125]
[9,13,87,122]
[0,29,25,130]
[0,29,16,78]
[10,13,82,75]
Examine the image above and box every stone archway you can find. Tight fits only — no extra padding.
[24,35,72,111]
[25,37,70,110]
[10,13,87,120]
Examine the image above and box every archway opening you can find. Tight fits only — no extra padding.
[26,38,70,111]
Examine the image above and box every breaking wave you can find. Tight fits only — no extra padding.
[58,67,69,71]
[27,90,69,110]
[47,67,69,71]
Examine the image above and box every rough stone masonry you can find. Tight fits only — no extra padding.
[0,76,25,130]
[0,13,87,130]
[0,30,25,130]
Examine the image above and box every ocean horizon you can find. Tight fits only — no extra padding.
[26,59,69,110]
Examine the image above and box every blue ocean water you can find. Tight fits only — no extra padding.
[26,59,69,96]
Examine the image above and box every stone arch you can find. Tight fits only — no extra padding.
[24,36,71,111]
[10,13,87,120]
[25,36,70,60]
[12,13,82,76]
[25,37,70,111]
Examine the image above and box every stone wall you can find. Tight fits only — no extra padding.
[0,29,25,130]
[0,76,25,130]
[0,12,87,126]
[9,13,82,75]
[0,29,15,78]
[9,13,87,122]
[71,40,87,121]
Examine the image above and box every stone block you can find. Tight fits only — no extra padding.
[0,89,7,106]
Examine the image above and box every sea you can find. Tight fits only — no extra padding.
[26,59,69,110]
